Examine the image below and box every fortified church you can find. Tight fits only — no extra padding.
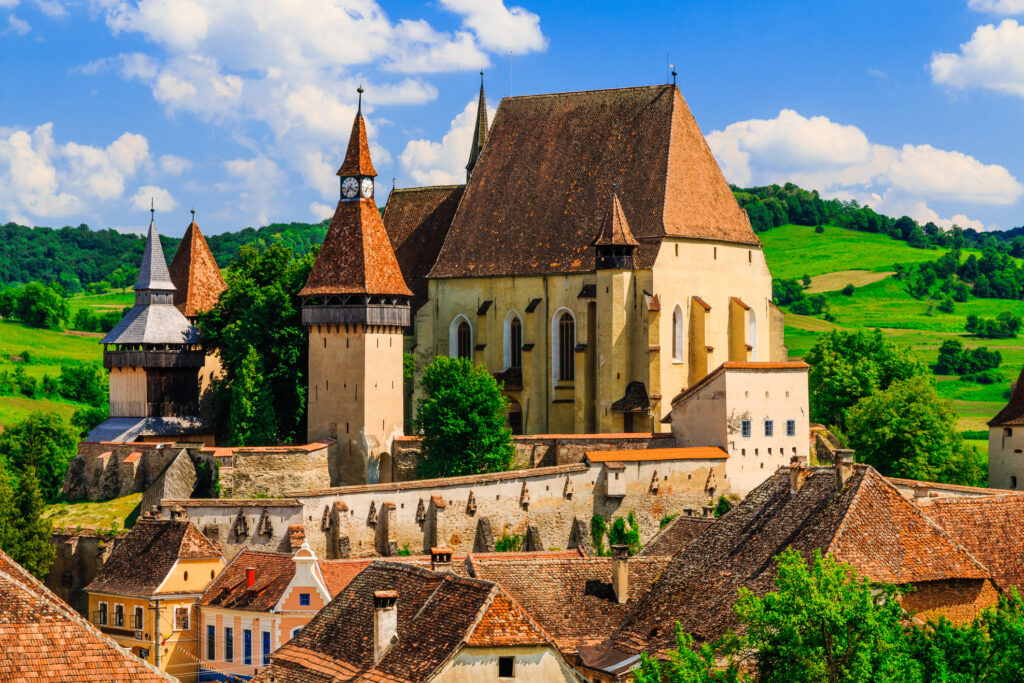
[85,79,797,491]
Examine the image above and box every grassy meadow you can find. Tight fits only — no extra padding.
[762,224,1024,432]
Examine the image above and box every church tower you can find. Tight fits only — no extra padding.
[90,208,212,443]
[300,88,412,485]
[465,72,488,181]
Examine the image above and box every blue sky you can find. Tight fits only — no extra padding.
[3,0,1024,236]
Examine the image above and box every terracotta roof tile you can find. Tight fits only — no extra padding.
[603,465,990,658]
[86,519,221,598]
[198,550,295,610]
[0,549,172,681]
[638,515,714,557]
[592,193,640,247]
[168,220,226,317]
[429,85,758,279]
[338,112,376,177]
[382,185,464,313]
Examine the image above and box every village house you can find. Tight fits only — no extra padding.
[85,514,226,682]
[253,560,585,682]
[0,548,174,681]
[384,83,788,437]
[576,458,1000,681]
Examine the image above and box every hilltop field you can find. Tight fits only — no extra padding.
[762,223,1023,434]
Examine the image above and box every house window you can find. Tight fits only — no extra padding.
[741,420,751,438]
[262,631,271,667]
[133,606,144,630]
[786,419,796,437]
[299,593,311,606]
[672,305,684,361]
[97,602,108,626]
[174,606,190,631]
[764,420,774,437]
[556,311,575,382]
[243,629,252,665]
[498,656,515,678]
[113,603,124,627]
[224,627,234,663]
[508,315,522,369]
[292,627,302,639]
[207,625,216,660]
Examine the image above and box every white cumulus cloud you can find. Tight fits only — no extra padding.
[931,19,1024,96]
[159,154,192,175]
[130,184,177,212]
[440,0,546,53]
[399,98,496,185]
[309,202,334,221]
[968,0,1024,13]
[707,108,1023,230]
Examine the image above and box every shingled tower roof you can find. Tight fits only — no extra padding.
[301,99,411,298]
[429,84,759,279]
[336,89,377,178]
[465,72,488,180]
[592,192,639,246]
[169,218,226,317]
[990,367,1024,426]
[134,217,176,292]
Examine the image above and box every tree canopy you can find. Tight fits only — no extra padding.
[413,356,514,479]
[0,411,79,502]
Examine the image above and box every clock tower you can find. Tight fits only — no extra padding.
[300,88,412,485]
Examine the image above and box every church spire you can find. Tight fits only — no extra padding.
[337,86,377,179]
[134,209,176,293]
[465,71,488,181]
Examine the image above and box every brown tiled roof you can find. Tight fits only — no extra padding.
[381,185,464,313]
[0,550,172,681]
[86,519,221,598]
[585,447,727,463]
[256,561,562,682]
[989,367,1024,425]
[592,192,640,246]
[338,111,376,177]
[638,515,714,557]
[198,550,295,610]
[299,199,413,297]
[168,220,226,317]
[916,494,1024,592]
[466,556,669,653]
[429,84,758,279]
[602,465,989,658]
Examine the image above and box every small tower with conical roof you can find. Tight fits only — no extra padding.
[465,72,488,181]
[300,88,412,484]
[91,208,211,443]
[988,367,1024,489]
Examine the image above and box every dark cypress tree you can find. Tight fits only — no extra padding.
[6,467,55,579]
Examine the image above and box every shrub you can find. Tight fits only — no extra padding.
[841,283,855,296]
[659,514,677,529]
[937,295,955,313]
[495,533,523,552]
[814,224,825,233]
[57,364,108,406]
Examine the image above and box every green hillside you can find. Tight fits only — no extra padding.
[761,224,1024,431]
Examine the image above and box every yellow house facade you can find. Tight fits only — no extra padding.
[85,515,225,682]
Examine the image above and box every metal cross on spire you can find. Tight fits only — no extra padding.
[150,197,155,223]
[191,206,196,223]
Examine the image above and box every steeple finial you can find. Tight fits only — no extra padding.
[671,65,677,86]
[336,88,377,178]
[150,196,155,224]
[190,206,196,224]
[357,85,364,114]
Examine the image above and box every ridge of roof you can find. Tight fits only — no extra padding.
[168,220,226,317]
[389,184,464,194]
[500,83,672,100]
[989,366,1024,425]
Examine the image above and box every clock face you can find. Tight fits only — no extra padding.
[341,176,359,198]
[361,177,374,198]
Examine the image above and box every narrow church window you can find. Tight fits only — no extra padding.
[558,312,575,381]
[672,305,684,360]
[457,321,472,359]
[1013,476,1018,489]
[509,316,522,368]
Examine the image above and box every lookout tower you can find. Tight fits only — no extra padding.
[89,211,212,443]
[299,89,412,485]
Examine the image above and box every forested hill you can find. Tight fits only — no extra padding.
[0,219,328,291]
[4,183,1022,291]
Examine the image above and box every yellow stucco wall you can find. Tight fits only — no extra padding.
[159,557,225,595]
[307,323,405,484]
[414,237,776,435]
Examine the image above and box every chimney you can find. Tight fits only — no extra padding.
[835,449,854,489]
[789,455,808,494]
[912,485,930,500]
[430,547,453,573]
[246,568,256,588]
[611,545,629,604]
[169,505,187,521]
[702,505,715,518]
[373,590,398,663]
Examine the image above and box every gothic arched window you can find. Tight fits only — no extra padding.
[558,312,575,381]
[457,321,472,359]
[508,316,522,369]
[672,304,684,361]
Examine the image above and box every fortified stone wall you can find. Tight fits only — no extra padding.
[63,442,186,501]
[391,432,676,481]
[164,454,726,561]
[46,530,124,616]
[226,441,335,498]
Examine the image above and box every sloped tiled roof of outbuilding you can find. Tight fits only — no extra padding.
[86,519,222,598]
[465,555,669,654]
[168,220,226,317]
[637,515,714,557]
[254,561,558,683]
[382,185,464,312]
[600,465,989,658]
[428,84,759,279]
[0,549,173,681]
[916,494,1024,592]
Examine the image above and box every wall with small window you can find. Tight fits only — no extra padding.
[987,424,1024,490]
[434,645,581,682]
